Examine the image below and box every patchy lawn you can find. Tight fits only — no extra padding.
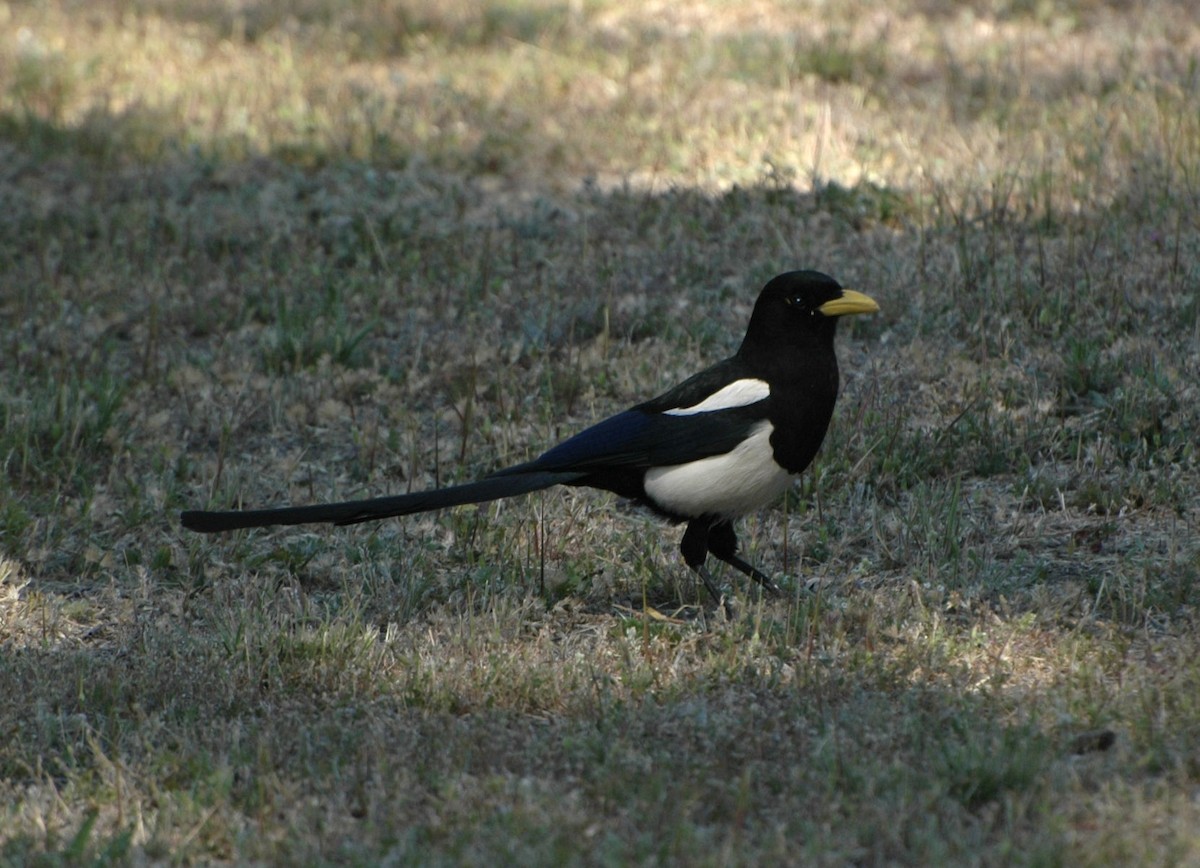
[1,0,1198,863]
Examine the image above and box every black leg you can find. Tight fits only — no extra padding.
[707,520,781,596]
[680,519,725,603]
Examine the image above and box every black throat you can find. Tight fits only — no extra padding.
[738,307,842,475]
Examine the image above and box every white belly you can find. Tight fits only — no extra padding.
[643,420,794,519]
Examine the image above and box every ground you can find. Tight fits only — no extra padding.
[1,0,1198,863]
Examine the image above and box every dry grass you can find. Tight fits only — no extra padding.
[1,0,1199,863]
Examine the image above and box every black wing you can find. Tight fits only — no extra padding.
[493,356,767,477]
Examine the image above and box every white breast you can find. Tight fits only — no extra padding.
[643,420,794,519]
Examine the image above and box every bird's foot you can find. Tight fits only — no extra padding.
[748,571,782,597]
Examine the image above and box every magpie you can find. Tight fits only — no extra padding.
[182,270,878,602]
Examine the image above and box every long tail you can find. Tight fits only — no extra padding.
[180,470,584,533]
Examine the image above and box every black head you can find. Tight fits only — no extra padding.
[738,270,878,367]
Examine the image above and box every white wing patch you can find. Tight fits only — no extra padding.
[643,420,794,519]
[664,378,770,416]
